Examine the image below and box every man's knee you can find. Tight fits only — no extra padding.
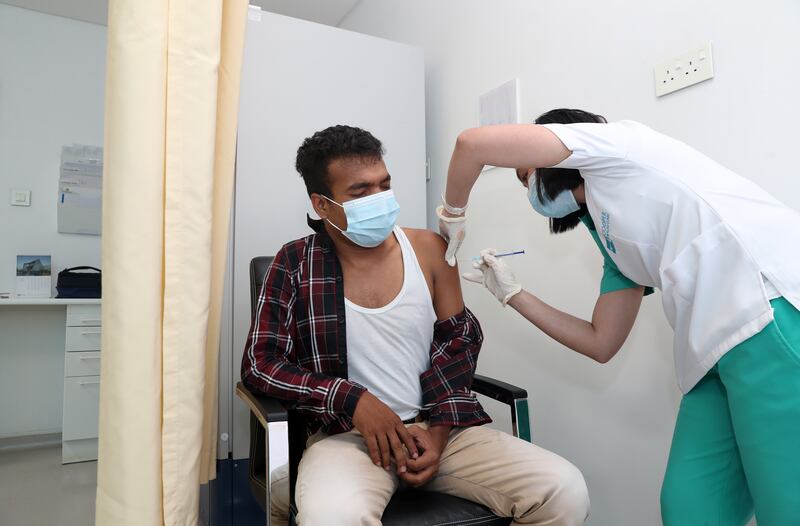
[547,461,590,524]
[519,458,590,525]
[295,432,395,525]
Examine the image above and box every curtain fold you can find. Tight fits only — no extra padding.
[96,1,248,524]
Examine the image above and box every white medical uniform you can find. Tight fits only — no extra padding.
[543,121,800,392]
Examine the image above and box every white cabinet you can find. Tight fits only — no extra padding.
[62,304,101,463]
[65,326,102,352]
[63,377,101,440]
[66,304,102,327]
[64,351,101,377]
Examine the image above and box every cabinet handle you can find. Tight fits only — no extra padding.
[80,330,101,335]
[79,380,100,386]
[81,319,102,324]
[79,356,100,361]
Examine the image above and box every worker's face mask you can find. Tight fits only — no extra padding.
[322,189,400,248]
[527,182,581,218]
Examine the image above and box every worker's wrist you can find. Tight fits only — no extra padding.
[441,208,464,219]
[504,288,524,308]
[436,205,466,222]
[441,194,467,216]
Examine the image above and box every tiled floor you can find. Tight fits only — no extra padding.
[0,445,96,526]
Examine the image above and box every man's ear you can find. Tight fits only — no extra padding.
[310,193,329,219]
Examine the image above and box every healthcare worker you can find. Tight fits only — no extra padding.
[437,108,800,526]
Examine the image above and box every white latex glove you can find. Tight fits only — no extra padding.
[462,249,523,306]
[436,205,466,267]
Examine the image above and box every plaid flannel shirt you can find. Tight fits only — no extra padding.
[241,219,491,436]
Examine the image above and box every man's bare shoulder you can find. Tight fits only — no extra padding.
[400,227,457,275]
[399,228,464,316]
[401,227,447,253]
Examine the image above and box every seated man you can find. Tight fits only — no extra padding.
[241,125,590,526]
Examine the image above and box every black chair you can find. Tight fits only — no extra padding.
[236,256,533,526]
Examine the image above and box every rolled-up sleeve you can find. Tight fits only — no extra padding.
[420,307,491,427]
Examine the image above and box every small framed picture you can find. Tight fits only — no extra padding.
[16,255,52,298]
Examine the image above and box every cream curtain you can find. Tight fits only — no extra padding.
[96,1,248,524]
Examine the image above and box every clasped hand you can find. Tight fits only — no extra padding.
[352,392,448,486]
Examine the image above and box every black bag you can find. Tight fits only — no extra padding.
[56,266,101,298]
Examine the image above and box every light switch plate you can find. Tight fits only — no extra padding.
[654,42,714,97]
[10,189,31,206]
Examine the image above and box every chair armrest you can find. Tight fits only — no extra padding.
[235,381,288,427]
[471,375,532,442]
[471,374,527,406]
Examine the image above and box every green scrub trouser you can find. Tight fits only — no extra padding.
[661,298,800,526]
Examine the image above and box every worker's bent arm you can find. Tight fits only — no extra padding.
[444,125,571,209]
[507,286,644,363]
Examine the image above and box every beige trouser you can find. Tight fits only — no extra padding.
[269,423,589,526]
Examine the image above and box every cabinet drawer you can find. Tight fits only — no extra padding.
[65,351,101,377]
[63,376,100,441]
[66,305,101,327]
[65,326,102,352]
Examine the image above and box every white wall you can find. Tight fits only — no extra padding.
[0,4,105,297]
[0,5,105,437]
[341,1,800,524]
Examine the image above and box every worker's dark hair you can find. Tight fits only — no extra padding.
[534,108,607,233]
[295,125,384,197]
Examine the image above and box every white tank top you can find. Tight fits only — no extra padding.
[345,227,436,420]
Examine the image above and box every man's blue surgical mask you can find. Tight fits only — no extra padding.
[527,182,580,219]
[323,189,400,248]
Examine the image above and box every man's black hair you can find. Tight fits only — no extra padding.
[295,125,384,197]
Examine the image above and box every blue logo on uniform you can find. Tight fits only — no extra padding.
[601,211,616,254]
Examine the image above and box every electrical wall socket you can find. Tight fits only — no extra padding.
[654,42,714,97]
